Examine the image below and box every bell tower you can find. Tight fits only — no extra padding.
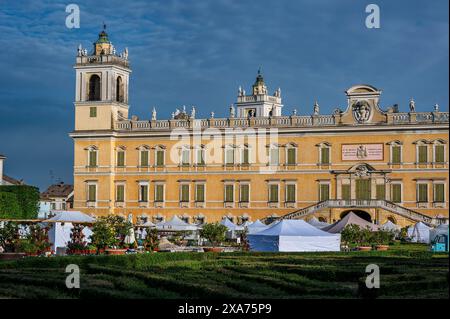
[73,26,131,131]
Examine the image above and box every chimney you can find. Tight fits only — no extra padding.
[0,155,5,185]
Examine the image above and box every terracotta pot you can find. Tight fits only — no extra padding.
[105,248,127,255]
[376,245,389,251]
[358,246,372,251]
[203,247,224,253]
[0,253,26,260]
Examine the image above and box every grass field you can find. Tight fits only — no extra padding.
[0,243,448,299]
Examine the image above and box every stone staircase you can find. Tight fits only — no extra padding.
[274,199,446,226]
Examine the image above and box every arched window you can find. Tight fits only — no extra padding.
[116,76,124,102]
[88,74,101,101]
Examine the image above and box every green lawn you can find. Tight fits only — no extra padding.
[0,243,448,299]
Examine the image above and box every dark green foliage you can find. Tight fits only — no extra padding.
[0,243,447,299]
[144,228,159,252]
[199,222,227,246]
[0,185,40,219]
[91,215,132,249]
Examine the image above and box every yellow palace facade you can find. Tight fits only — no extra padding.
[70,30,449,227]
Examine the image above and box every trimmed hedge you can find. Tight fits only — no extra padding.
[0,185,40,219]
[0,192,21,219]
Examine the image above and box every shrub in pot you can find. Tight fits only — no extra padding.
[199,223,227,252]
[144,228,159,252]
[91,215,132,253]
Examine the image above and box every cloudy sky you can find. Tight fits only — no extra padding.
[0,0,448,190]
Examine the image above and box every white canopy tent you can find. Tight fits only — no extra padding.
[429,224,449,243]
[407,222,432,243]
[44,211,95,252]
[156,215,198,231]
[248,219,341,252]
[380,220,401,232]
[247,219,269,234]
[306,217,330,229]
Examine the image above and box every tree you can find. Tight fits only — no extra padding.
[144,228,159,252]
[91,215,132,249]
[199,223,227,246]
[0,221,19,252]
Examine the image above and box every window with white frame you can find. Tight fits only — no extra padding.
[285,143,297,165]
[285,183,296,203]
[387,141,402,164]
[268,183,279,202]
[195,183,205,202]
[417,182,428,203]
[241,144,250,165]
[155,146,165,167]
[195,146,206,166]
[391,182,402,203]
[319,182,330,201]
[433,182,445,203]
[138,182,149,202]
[224,145,235,165]
[414,140,428,164]
[224,184,234,202]
[154,183,165,202]
[87,182,97,202]
[116,146,126,167]
[181,146,190,166]
[138,145,150,167]
[239,183,250,202]
[433,140,446,164]
[180,184,190,202]
[316,142,331,165]
[268,145,279,166]
[115,183,125,202]
[86,146,98,167]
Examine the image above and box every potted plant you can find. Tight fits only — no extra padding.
[200,223,227,252]
[67,224,87,255]
[357,227,374,251]
[91,215,131,255]
[0,222,25,260]
[374,230,394,251]
[144,228,159,252]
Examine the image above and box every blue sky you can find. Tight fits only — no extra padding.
[0,0,448,190]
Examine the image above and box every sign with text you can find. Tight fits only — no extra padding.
[342,144,383,161]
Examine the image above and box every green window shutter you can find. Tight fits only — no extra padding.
[182,150,190,165]
[269,185,279,202]
[196,184,205,202]
[88,185,96,201]
[356,180,371,200]
[117,151,125,166]
[181,185,189,202]
[140,185,148,202]
[341,185,351,200]
[197,150,205,165]
[156,151,164,166]
[435,145,445,163]
[391,184,401,203]
[286,184,296,202]
[287,148,296,165]
[240,184,249,202]
[376,184,385,200]
[418,184,428,202]
[321,148,330,164]
[225,185,234,202]
[155,185,164,202]
[434,184,445,203]
[392,146,401,164]
[116,185,124,202]
[90,107,97,117]
[418,145,428,163]
[320,184,330,201]
[140,151,149,166]
[89,151,97,167]
[243,149,249,164]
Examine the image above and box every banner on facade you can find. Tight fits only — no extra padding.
[341,144,383,161]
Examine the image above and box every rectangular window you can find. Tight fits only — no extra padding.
[434,184,445,203]
[286,184,296,202]
[341,184,351,200]
[88,184,96,202]
[240,184,249,202]
[181,184,189,202]
[376,184,385,200]
[270,148,279,166]
[88,151,97,167]
[182,149,190,165]
[89,107,97,118]
[356,179,371,200]
[242,148,249,164]
[116,184,124,202]
[139,184,148,202]
[287,148,296,165]
[418,145,428,163]
[155,184,164,202]
[196,149,205,165]
[391,184,402,203]
[319,184,330,201]
[321,148,330,164]
[140,150,149,167]
[156,150,164,166]
[435,145,445,163]
[225,184,234,202]
[117,151,125,167]
[391,146,401,164]
[269,184,279,202]
[417,184,428,203]
[195,184,205,202]
[225,148,234,165]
